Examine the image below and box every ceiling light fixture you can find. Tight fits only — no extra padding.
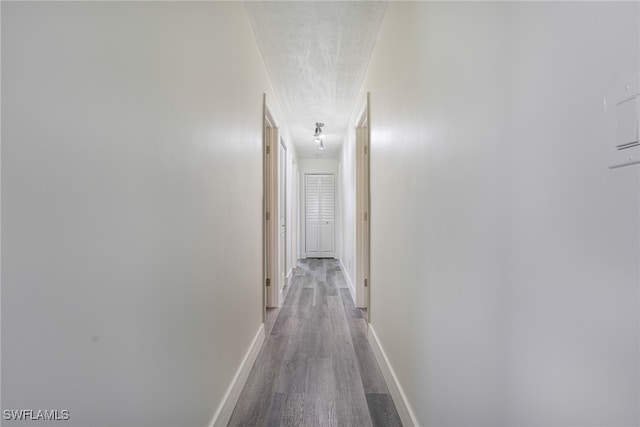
[313,122,324,138]
[313,122,326,150]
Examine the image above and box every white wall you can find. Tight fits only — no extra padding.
[298,159,339,258]
[2,3,285,426]
[351,2,639,426]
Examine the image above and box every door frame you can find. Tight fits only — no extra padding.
[278,137,288,296]
[291,159,299,271]
[264,95,281,309]
[355,93,371,317]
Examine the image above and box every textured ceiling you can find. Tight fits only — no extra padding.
[244,1,387,159]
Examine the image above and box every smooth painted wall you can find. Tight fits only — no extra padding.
[353,2,639,425]
[2,2,284,426]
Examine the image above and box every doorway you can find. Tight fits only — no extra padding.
[355,93,370,318]
[264,96,281,309]
[279,137,287,294]
[305,173,335,258]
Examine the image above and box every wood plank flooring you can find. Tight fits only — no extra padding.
[228,259,402,427]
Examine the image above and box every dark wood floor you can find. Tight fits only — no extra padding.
[228,258,402,427]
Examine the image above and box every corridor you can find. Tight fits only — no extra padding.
[3,2,639,426]
[228,259,401,427]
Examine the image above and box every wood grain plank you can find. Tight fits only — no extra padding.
[332,351,373,427]
[352,332,388,394]
[339,288,365,320]
[280,393,305,427]
[302,393,338,427]
[265,393,286,427]
[366,393,403,427]
[276,358,307,393]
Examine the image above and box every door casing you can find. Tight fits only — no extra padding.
[264,95,280,309]
[355,93,371,316]
[279,137,287,295]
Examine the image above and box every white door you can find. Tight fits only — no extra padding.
[305,174,335,258]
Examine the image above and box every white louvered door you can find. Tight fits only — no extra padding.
[305,174,334,258]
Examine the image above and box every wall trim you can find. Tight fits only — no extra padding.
[338,258,356,305]
[367,324,419,427]
[209,323,265,427]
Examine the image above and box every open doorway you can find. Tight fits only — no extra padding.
[279,137,288,295]
[263,95,281,311]
[291,159,299,267]
[263,94,294,318]
[355,93,370,320]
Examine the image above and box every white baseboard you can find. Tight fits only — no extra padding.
[338,258,356,304]
[367,325,418,427]
[209,323,265,427]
